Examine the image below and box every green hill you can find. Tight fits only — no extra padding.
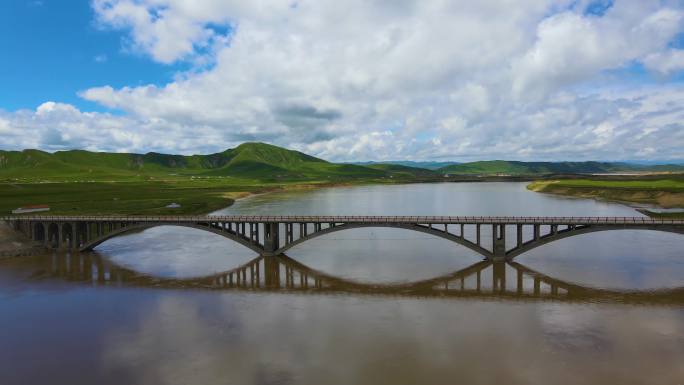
[2,144,682,182]
[354,161,457,170]
[0,142,387,182]
[438,160,684,175]
[365,163,439,178]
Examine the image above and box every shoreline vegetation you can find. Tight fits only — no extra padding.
[0,142,682,218]
[527,178,684,216]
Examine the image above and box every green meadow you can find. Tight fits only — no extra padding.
[528,178,684,209]
[2,142,683,215]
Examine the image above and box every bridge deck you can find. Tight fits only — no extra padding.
[3,215,683,225]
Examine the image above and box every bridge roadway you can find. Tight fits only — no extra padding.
[4,215,684,261]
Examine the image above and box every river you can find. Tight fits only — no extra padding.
[1,182,683,384]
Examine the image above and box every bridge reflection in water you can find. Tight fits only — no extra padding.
[35,253,684,305]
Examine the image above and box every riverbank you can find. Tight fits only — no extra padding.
[5,175,683,217]
[527,178,684,214]
[0,177,395,216]
[0,222,45,258]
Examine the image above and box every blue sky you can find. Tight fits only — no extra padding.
[0,0,185,112]
[0,0,683,161]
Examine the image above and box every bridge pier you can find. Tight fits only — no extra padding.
[263,256,281,287]
[263,222,280,255]
[492,224,506,261]
[492,260,506,293]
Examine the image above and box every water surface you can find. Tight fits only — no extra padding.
[1,182,683,385]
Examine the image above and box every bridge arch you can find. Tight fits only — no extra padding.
[32,222,45,242]
[79,223,265,255]
[61,223,74,249]
[43,252,684,303]
[506,225,684,260]
[47,223,60,248]
[274,223,494,258]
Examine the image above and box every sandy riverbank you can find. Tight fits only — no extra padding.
[527,180,684,210]
[0,222,45,258]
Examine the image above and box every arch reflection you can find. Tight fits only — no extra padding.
[30,252,684,305]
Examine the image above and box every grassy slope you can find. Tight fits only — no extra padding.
[365,164,439,178]
[0,180,273,215]
[0,143,418,215]
[204,143,386,179]
[0,142,389,182]
[439,160,684,175]
[354,161,457,170]
[528,179,684,208]
[3,143,684,214]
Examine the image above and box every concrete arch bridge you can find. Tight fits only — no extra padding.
[4,215,684,261]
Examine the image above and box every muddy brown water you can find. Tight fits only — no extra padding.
[1,182,683,385]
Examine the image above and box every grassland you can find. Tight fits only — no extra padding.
[528,178,684,209]
[0,143,410,215]
[0,181,235,215]
[0,177,394,216]
[2,142,683,216]
[438,160,684,175]
[0,142,387,183]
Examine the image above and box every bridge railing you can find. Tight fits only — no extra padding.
[2,215,683,225]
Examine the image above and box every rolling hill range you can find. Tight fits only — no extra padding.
[352,161,458,170]
[0,143,683,182]
[0,143,386,181]
[436,160,684,175]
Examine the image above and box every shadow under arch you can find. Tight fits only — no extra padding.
[79,223,265,255]
[507,225,684,260]
[31,251,684,305]
[274,223,493,258]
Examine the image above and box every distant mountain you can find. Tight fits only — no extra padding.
[0,143,386,181]
[352,161,458,170]
[364,163,439,177]
[1,144,683,182]
[437,160,684,175]
[617,160,684,165]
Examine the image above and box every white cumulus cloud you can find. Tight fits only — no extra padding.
[1,0,684,161]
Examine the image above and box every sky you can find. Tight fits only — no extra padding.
[1,0,684,162]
